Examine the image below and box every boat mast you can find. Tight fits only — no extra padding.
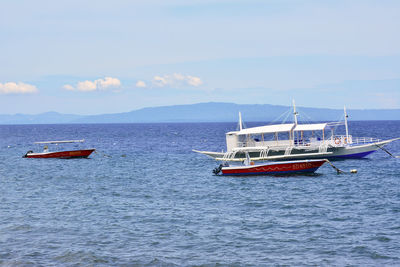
[344,105,349,140]
[292,99,298,142]
[293,99,298,126]
[239,111,243,131]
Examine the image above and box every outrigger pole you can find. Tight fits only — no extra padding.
[375,143,400,158]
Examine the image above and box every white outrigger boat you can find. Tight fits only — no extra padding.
[194,101,400,162]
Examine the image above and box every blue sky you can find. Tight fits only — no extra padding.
[1,0,399,115]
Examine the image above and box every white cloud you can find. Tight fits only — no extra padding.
[153,76,168,87]
[187,75,203,86]
[63,84,75,91]
[0,82,38,94]
[77,80,97,91]
[97,77,121,89]
[152,73,203,88]
[172,73,185,81]
[136,80,147,88]
[64,77,122,92]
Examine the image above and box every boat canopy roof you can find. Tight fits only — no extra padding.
[228,123,295,135]
[227,122,332,136]
[34,139,85,144]
[294,123,327,131]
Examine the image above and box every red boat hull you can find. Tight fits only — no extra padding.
[24,149,95,159]
[221,159,326,176]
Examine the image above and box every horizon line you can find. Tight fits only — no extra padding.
[2,101,400,116]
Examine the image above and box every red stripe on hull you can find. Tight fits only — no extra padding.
[221,160,325,175]
[25,149,95,159]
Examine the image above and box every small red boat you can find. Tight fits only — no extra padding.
[214,159,327,176]
[23,140,95,159]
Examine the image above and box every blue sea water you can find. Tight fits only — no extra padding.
[0,121,399,266]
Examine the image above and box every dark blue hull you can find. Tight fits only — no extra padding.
[332,150,376,159]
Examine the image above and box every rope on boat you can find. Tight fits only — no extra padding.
[323,159,357,174]
[324,159,344,174]
[375,144,400,158]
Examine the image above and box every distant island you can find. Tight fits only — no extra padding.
[0,102,399,124]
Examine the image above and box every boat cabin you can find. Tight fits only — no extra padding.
[225,122,352,152]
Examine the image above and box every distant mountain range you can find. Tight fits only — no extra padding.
[0,102,399,124]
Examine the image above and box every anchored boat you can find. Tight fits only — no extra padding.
[23,140,95,159]
[213,158,327,176]
[195,101,399,162]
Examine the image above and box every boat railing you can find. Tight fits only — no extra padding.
[350,136,381,145]
[327,135,353,147]
[327,135,381,146]
[235,135,380,149]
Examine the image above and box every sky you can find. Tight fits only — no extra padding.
[1,0,400,115]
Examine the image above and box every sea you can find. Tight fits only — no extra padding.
[0,121,399,266]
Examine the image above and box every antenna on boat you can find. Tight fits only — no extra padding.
[292,99,298,125]
[344,105,349,140]
[238,111,243,131]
